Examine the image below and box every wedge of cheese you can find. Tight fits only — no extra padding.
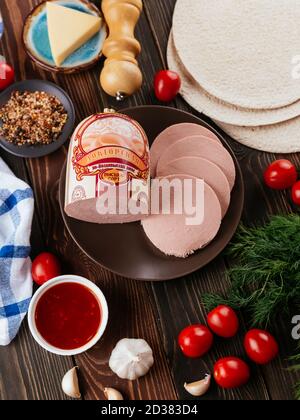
[46,2,102,67]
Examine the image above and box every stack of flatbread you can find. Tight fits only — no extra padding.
[169,0,300,153]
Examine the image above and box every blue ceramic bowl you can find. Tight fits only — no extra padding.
[23,0,107,73]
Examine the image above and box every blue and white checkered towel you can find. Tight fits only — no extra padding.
[0,158,34,345]
[0,13,3,40]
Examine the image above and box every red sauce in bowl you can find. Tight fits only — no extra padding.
[35,282,101,350]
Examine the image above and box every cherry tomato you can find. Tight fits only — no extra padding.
[264,159,297,190]
[292,181,300,206]
[214,357,250,389]
[154,70,181,102]
[244,329,279,365]
[207,305,239,338]
[32,252,61,286]
[0,63,15,91]
[178,324,213,358]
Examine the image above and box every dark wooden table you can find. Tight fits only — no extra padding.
[0,0,299,401]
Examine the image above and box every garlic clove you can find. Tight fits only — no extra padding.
[184,374,211,397]
[104,387,124,400]
[62,367,81,399]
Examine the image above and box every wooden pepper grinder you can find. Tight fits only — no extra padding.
[100,0,143,100]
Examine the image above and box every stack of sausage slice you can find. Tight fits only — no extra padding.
[142,123,236,258]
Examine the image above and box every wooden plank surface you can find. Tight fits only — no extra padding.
[143,0,300,401]
[0,0,299,401]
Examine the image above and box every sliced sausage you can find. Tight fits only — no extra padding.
[142,175,222,258]
[156,135,236,190]
[66,184,149,224]
[157,156,230,218]
[150,123,221,177]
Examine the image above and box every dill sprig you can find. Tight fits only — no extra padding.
[203,215,300,327]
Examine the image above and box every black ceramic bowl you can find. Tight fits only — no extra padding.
[0,80,75,158]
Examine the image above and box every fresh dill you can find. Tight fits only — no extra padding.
[203,214,300,326]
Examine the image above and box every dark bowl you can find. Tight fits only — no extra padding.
[0,80,75,158]
[59,106,244,281]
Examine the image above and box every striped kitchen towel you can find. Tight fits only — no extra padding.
[0,158,34,345]
[0,11,3,40]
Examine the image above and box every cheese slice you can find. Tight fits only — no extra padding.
[46,2,102,67]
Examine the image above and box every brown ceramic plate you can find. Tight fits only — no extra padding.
[59,106,244,281]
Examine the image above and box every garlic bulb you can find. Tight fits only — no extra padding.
[104,387,124,400]
[109,338,154,380]
[184,374,211,397]
[62,367,81,399]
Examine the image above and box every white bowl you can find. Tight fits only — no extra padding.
[28,275,109,356]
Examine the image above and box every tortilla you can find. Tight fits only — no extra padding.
[173,0,300,109]
[215,117,300,154]
[167,32,300,127]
